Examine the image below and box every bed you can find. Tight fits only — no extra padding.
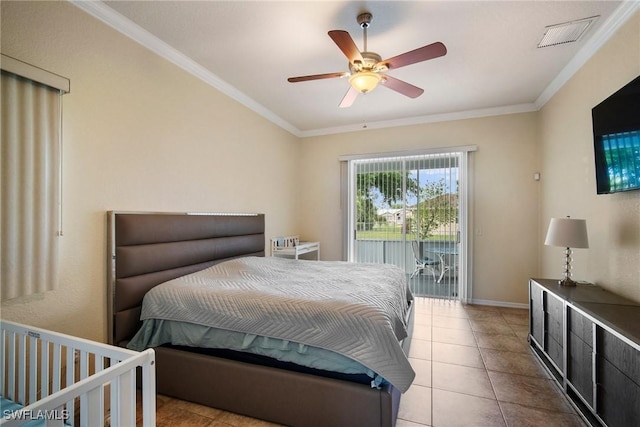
[0,320,155,427]
[107,211,414,427]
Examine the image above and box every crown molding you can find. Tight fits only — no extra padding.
[71,1,638,139]
[299,103,538,138]
[69,0,300,136]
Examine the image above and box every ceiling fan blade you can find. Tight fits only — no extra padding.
[288,72,348,83]
[381,75,424,98]
[339,86,359,108]
[380,42,447,70]
[328,30,364,64]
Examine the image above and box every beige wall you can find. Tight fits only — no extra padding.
[539,11,640,301]
[1,1,300,341]
[297,113,541,306]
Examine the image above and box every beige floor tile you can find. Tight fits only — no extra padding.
[464,304,501,312]
[498,401,587,427]
[432,305,469,319]
[156,414,215,427]
[473,331,530,354]
[413,325,433,341]
[398,384,432,425]
[151,396,218,425]
[208,422,237,427]
[410,357,433,387]
[432,341,484,369]
[480,347,549,378]
[215,411,282,427]
[409,338,432,360]
[488,371,576,414]
[396,418,430,427]
[469,319,516,335]
[432,388,505,427]
[151,393,285,426]
[413,298,433,311]
[465,310,506,322]
[509,324,530,338]
[432,315,472,330]
[496,306,528,315]
[414,312,433,327]
[162,396,226,420]
[432,361,496,399]
[501,312,529,326]
[154,402,217,427]
[432,326,477,347]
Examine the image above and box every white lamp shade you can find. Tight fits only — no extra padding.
[544,217,589,248]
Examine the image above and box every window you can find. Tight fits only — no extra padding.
[1,55,69,300]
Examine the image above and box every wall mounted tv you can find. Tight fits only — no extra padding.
[592,75,640,194]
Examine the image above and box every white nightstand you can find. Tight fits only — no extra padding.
[271,235,320,260]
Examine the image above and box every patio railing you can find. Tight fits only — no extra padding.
[355,239,459,298]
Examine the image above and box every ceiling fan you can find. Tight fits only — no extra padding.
[287,12,447,108]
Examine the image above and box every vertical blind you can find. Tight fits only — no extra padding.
[344,147,475,300]
[1,68,65,300]
[351,153,460,258]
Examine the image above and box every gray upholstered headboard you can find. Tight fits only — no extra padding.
[107,211,265,345]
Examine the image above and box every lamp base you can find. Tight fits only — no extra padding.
[558,277,577,287]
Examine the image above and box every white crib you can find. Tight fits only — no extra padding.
[1,320,155,426]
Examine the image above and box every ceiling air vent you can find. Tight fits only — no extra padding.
[537,16,599,48]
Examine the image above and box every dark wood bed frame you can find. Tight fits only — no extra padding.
[107,211,414,427]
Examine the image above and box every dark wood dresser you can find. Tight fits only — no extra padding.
[529,278,640,427]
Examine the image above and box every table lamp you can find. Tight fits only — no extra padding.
[544,216,589,286]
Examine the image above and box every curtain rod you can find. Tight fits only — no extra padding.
[339,145,478,161]
[1,54,70,93]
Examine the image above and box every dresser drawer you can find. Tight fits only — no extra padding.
[568,307,593,347]
[568,330,594,405]
[597,356,640,427]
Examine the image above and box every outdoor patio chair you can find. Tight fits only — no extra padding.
[410,240,440,281]
[437,252,458,283]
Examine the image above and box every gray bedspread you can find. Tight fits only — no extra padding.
[135,256,415,392]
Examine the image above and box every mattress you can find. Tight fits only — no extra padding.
[128,319,385,385]
[128,256,415,392]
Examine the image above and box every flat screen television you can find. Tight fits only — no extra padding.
[592,75,640,194]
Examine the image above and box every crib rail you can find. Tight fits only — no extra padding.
[1,320,155,426]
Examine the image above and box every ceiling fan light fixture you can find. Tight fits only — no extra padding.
[349,71,381,94]
[287,11,446,106]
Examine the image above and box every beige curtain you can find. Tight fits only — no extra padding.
[1,71,62,300]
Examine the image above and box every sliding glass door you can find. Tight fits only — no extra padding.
[346,148,473,301]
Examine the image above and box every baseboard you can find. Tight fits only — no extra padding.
[468,298,528,309]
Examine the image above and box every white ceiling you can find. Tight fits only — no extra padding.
[76,1,636,137]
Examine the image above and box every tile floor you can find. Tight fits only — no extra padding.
[396,298,586,427]
[143,298,588,427]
